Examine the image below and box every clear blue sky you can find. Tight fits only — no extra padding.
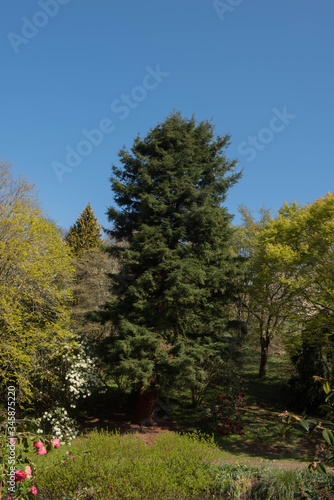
[1,0,333,230]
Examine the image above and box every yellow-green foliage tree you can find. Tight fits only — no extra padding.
[0,159,76,406]
[235,205,298,378]
[264,193,334,345]
[238,194,334,378]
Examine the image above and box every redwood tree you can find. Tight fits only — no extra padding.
[105,112,242,424]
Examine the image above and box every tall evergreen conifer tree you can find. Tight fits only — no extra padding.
[67,203,102,255]
[106,112,241,423]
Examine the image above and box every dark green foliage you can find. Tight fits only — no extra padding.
[291,331,334,412]
[66,203,102,255]
[201,380,247,436]
[104,112,242,394]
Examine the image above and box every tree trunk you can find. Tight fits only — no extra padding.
[132,379,158,426]
[259,335,270,378]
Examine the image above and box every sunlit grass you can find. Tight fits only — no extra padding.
[33,429,225,499]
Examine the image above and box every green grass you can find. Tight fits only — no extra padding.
[250,469,334,499]
[25,431,334,499]
[163,344,310,465]
[32,430,226,499]
[209,463,264,499]
[250,469,306,499]
[239,344,296,410]
[29,428,334,499]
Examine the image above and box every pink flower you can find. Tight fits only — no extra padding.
[9,438,16,445]
[24,465,32,479]
[29,486,37,496]
[37,446,47,455]
[33,440,44,449]
[15,470,26,482]
[7,494,13,499]
[51,438,60,449]
[65,450,69,455]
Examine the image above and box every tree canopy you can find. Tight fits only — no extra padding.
[236,193,334,378]
[264,194,334,347]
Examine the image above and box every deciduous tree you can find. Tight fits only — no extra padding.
[0,160,76,405]
[235,205,299,378]
[238,193,334,378]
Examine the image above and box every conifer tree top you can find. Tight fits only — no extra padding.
[108,111,241,242]
[67,203,102,255]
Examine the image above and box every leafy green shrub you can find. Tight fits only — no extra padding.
[209,463,260,499]
[281,377,334,472]
[38,407,78,445]
[290,337,334,413]
[202,381,248,436]
[299,469,334,499]
[250,469,306,499]
[35,333,104,415]
[33,429,225,499]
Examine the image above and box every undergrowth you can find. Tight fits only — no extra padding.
[32,429,224,499]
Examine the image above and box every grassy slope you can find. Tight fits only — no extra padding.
[26,343,334,499]
[165,343,318,469]
[72,340,321,473]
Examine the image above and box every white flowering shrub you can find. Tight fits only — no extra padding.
[52,333,107,409]
[38,407,78,444]
[62,336,103,408]
[35,334,107,441]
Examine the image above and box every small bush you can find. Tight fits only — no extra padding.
[202,381,248,436]
[209,463,260,499]
[38,407,79,444]
[250,469,306,500]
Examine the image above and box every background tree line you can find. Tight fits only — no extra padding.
[1,113,333,420]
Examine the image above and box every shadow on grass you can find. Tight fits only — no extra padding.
[74,345,315,469]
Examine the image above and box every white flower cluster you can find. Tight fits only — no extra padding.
[63,336,103,408]
[40,407,78,444]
